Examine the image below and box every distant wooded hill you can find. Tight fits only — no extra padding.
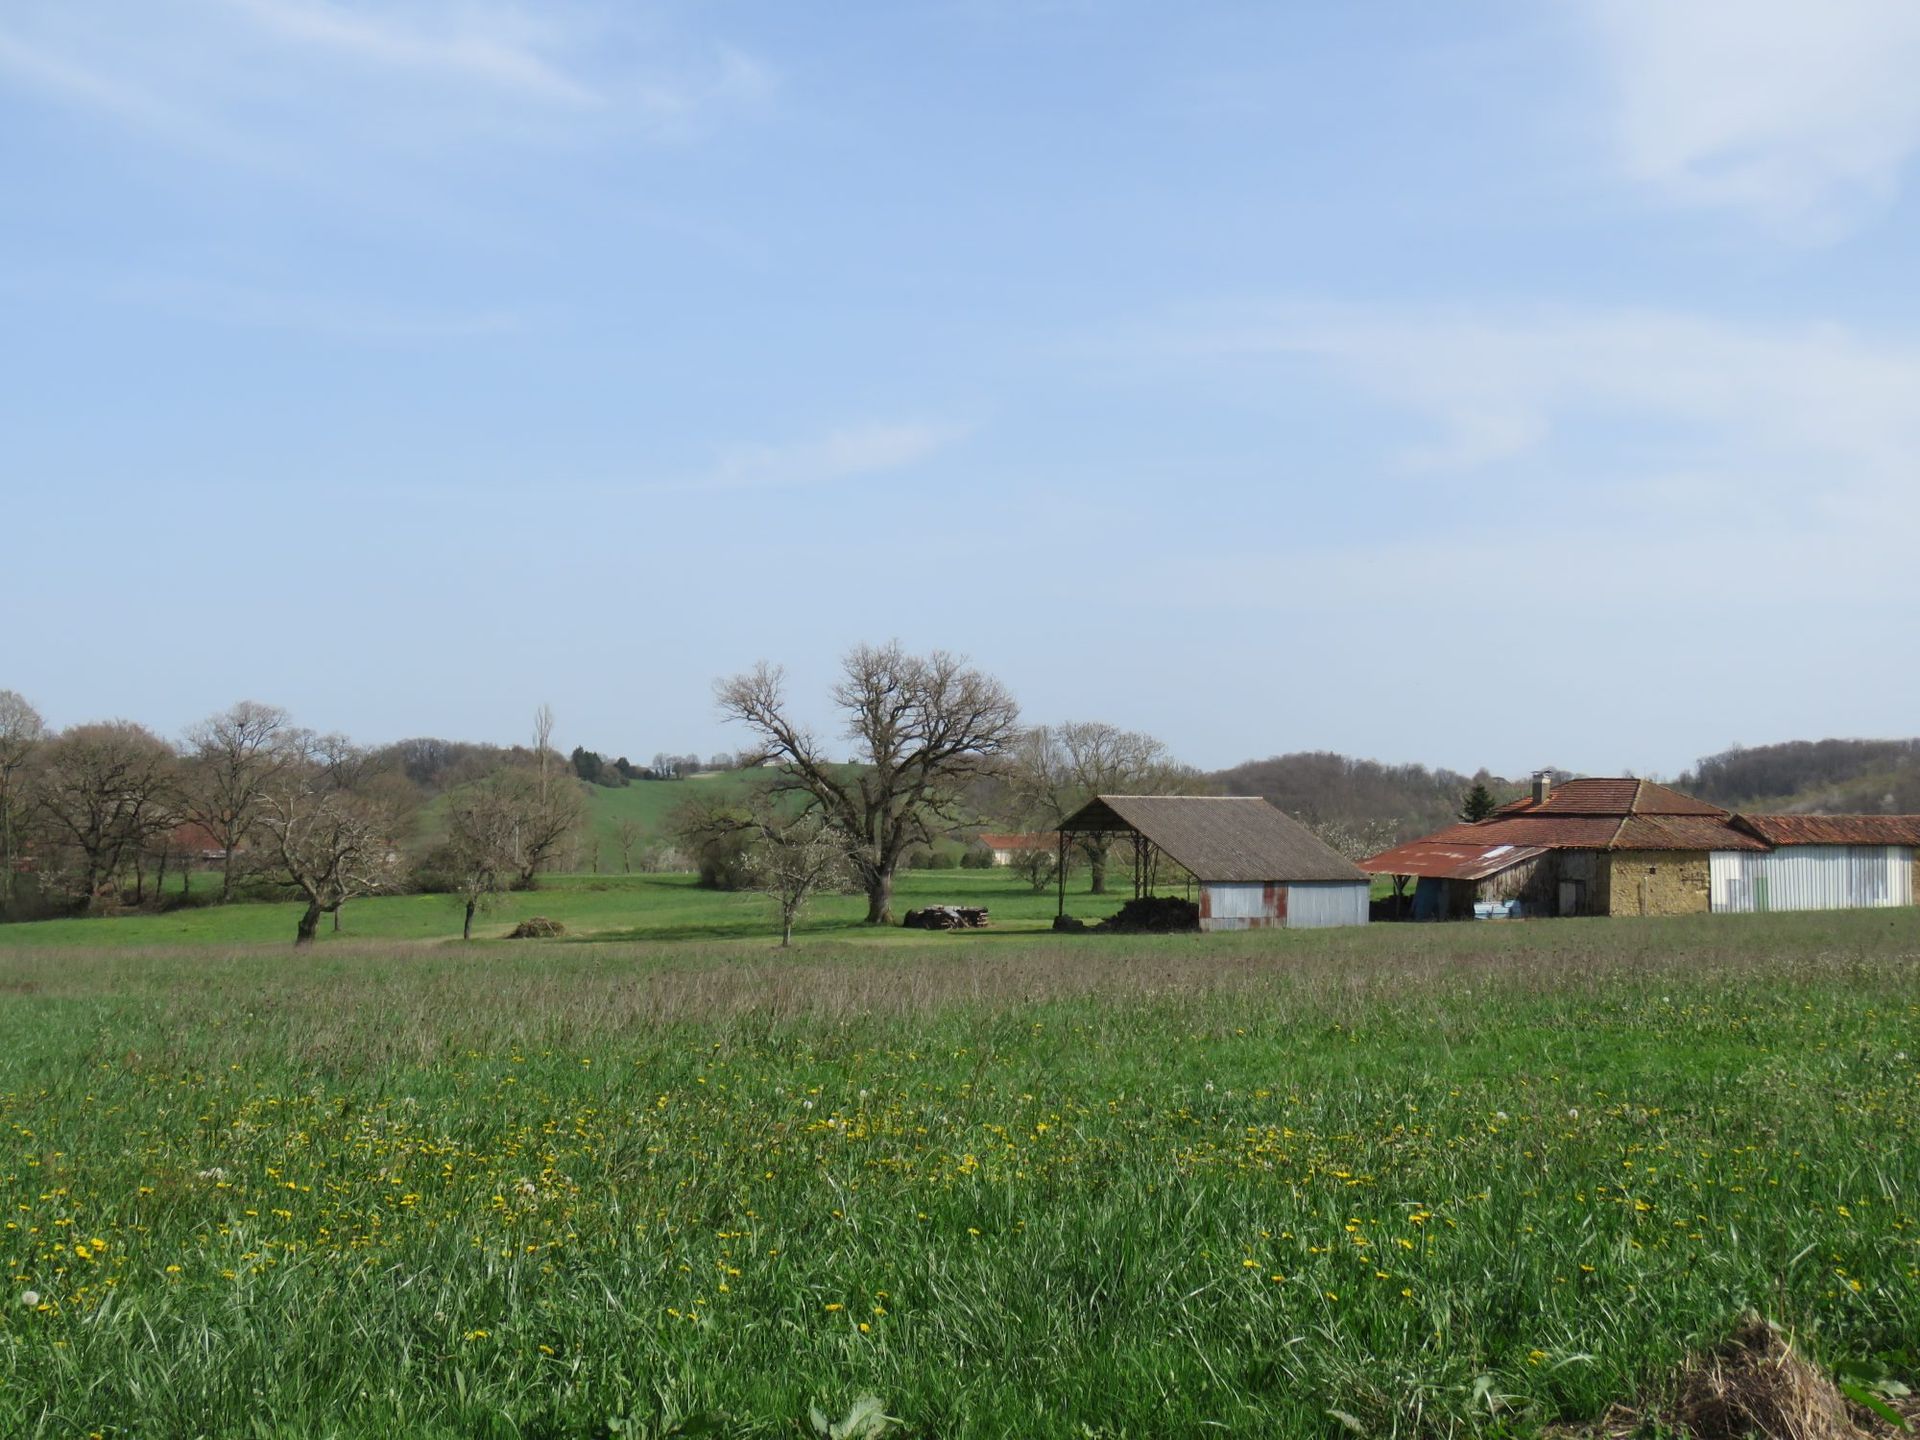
[1211,739,1920,845]
[1210,752,1519,846]
[1676,739,1920,813]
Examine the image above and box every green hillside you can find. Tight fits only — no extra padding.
[410,768,770,870]
[576,770,766,869]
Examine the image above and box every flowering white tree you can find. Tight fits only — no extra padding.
[745,812,855,947]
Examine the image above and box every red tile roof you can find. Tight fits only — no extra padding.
[1614,815,1767,852]
[977,832,1058,852]
[1356,838,1547,879]
[1494,778,1729,818]
[1735,814,1920,846]
[1424,815,1628,848]
[1368,779,1766,862]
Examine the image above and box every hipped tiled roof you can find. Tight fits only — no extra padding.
[1494,778,1730,818]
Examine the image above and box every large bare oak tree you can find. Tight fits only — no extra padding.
[717,642,1020,924]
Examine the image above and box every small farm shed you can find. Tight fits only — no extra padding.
[1056,795,1370,930]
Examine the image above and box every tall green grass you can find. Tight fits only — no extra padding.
[2,915,1916,1437]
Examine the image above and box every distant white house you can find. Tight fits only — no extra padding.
[976,832,1058,866]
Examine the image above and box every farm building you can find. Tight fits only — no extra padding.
[975,832,1059,866]
[1361,774,1920,919]
[1057,794,1370,930]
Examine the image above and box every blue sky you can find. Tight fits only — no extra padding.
[4,1,1918,779]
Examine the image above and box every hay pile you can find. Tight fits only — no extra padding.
[505,916,565,939]
[1674,1318,1860,1440]
[1567,1317,1914,1440]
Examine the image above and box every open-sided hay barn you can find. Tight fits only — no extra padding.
[1058,795,1370,930]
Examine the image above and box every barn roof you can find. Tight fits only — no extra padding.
[1361,778,1769,870]
[1058,795,1367,884]
[1493,778,1730,818]
[1356,837,1547,880]
[1735,814,1920,846]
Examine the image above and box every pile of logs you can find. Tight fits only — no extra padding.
[901,906,991,930]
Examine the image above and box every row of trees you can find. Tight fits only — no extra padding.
[4,649,1528,945]
[0,693,585,943]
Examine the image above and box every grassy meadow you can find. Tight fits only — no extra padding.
[0,868,1111,949]
[1,889,1917,1437]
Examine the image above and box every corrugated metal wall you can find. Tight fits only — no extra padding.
[1201,882,1279,930]
[1199,882,1368,930]
[1709,845,1914,913]
[1284,882,1370,929]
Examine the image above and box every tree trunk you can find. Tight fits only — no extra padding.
[333,904,342,932]
[0,803,13,912]
[864,868,895,925]
[781,913,794,947]
[1088,846,1108,895]
[463,898,476,940]
[295,902,323,945]
[220,846,236,904]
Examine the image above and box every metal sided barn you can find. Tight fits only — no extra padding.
[1714,814,1920,913]
[1056,794,1370,930]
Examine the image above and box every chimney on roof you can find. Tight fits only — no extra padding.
[1532,771,1553,806]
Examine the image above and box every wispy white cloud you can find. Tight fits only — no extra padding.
[1585,0,1920,230]
[222,0,603,107]
[1161,302,1920,521]
[0,0,772,160]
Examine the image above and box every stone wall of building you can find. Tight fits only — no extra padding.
[1604,850,1711,917]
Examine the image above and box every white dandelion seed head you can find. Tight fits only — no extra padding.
[20,1290,39,1307]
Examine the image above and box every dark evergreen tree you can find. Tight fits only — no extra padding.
[1459,781,1497,823]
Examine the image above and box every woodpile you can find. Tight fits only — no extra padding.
[901,906,990,930]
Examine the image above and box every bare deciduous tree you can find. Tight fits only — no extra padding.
[33,720,178,910]
[443,771,525,940]
[1008,721,1202,893]
[745,811,854,947]
[614,817,640,873]
[1308,816,1402,864]
[181,700,292,903]
[255,734,405,944]
[0,690,45,912]
[491,764,584,887]
[532,703,556,798]
[717,643,1020,924]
